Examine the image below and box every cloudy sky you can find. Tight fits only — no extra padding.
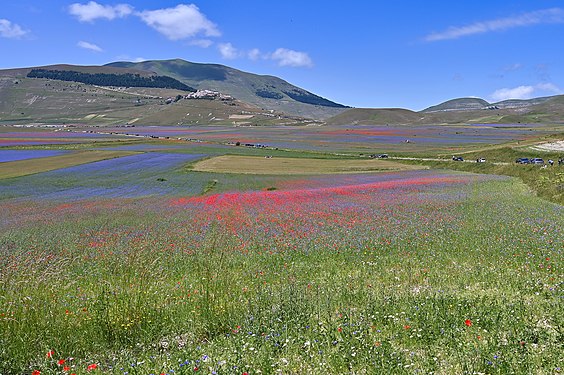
[1,0,564,110]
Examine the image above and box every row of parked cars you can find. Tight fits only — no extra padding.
[516,157,564,165]
[515,157,545,164]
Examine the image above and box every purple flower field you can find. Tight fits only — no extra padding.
[0,149,69,162]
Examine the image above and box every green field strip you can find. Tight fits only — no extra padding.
[192,155,427,175]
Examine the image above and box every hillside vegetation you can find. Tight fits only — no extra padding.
[27,69,195,92]
[107,59,348,119]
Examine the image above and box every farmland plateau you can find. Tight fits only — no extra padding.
[1,118,563,375]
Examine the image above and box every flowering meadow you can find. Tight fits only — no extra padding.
[1,150,562,375]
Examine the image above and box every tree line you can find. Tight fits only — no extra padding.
[27,69,195,92]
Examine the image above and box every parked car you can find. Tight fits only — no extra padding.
[530,158,544,165]
[452,156,464,161]
[377,154,389,158]
[476,158,486,163]
[515,158,530,164]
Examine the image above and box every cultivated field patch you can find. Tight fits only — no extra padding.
[191,155,426,174]
[0,150,139,179]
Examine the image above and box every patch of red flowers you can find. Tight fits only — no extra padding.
[87,363,98,371]
[32,371,40,375]
[465,319,472,327]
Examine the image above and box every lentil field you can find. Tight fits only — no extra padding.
[0,128,563,375]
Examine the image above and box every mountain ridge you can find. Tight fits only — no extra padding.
[105,59,348,119]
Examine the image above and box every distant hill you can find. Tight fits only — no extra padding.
[329,95,564,125]
[325,108,421,125]
[422,98,490,112]
[106,59,348,119]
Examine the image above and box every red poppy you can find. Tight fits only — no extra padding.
[87,364,98,371]
[403,325,411,330]
[46,350,54,358]
[58,359,66,365]
[63,366,70,372]
[337,327,342,332]
[32,371,41,375]
[465,319,472,327]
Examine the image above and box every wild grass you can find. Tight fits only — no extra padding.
[402,148,564,205]
[1,174,562,374]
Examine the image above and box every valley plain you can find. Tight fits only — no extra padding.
[0,61,563,375]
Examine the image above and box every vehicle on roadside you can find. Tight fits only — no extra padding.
[476,158,486,163]
[530,158,544,165]
[452,156,464,161]
[515,158,530,164]
[377,154,389,158]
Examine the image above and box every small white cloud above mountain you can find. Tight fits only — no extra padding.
[269,48,313,67]
[424,8,564,41]
[77,40,103,52]
[189,39,214,48]
[491,83,562,101]
[248,48,261,61]
[218,42,239,59]
[69,1,133,22]
[0,19,29,38]
[138,4,220,40]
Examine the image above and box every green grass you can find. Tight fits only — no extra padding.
[1,177,562,374]
[400,146,564,205]
[191,155,426,175]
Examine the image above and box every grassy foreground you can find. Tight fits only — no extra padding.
[1,172,562,374]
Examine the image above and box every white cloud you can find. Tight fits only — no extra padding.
[77,40,103,52]
[189,39,213,48]
[138,4,220,40]
[0,19,28,38]
[69,1,133,22]
[213,44,312,68]
[535,82,561,93]
[248,48,261,60]
[503,63,523,72]
[425,8,564,41]
[217,42,239,59]
[491,83,562,101]
[491,86,535,101]
[270,48,313,67]
[132,57,146,62]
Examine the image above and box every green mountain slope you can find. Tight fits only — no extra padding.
[106,59,347,119]
[325,108,421,125]
[423,98,490,112]
[329,95,564,125]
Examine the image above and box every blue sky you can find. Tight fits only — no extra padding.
[1,1,564,110]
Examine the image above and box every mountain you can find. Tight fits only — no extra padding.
[325,108,421,125]
[422,98,490,112]
[0,63,323,126]
[328,95,564,125]
[0,60,350,125]
[105,59,347,119]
